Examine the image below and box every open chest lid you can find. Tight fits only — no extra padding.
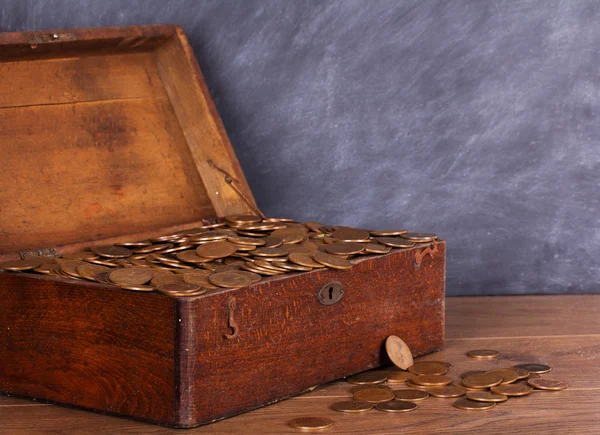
[0,25,257,256]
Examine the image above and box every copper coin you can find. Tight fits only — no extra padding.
[453,398,496,410]
[486,368,519,384]
[225,214,262,224]
[108,267,154,286]
[288,417,333,431]
[364,243,392,254]
[324,242,365,256]
[394,389,429,402]
[209,271,253,288]
[462,373,503,389]
[467,349,499,360]
[330,227,370,242]
[460,371,485,379]
[411,375,452,387]
[376,237,416,248]
[263,236,284,248]
[286,253,325,268]
[376,401,417,412]
[177,250,212,263]
[313,252,352,270]
[512,363,552,374]
[401,232,437,242]
[405,379,430,391]
[513,367,530,379]
[120,284,155,292]
[408,362,449,375]
[283,242,319,254]
[190,231,230,242]
[369,230,408,237]
[77,263,110,281]
[385,335,414,370]
[156,282,202,294]
[353,387,395,403]
[196,241,238,259]
[182,271,218,289]
[331,400,373,413]
[252,247,289,257]
[114,240,152,247]
[91,245,133,258]
[350,384,392,394]
[490,383,533,396]
[227,236,266,246]
[350,383,392,393]
[0,259,42,271]
[347,371,387,385]
[453,379,481,391]
[60,260,87,278]
[423,361,452,369]
[527,378,568,391]
[61,251,98,260]
[428,385,467,398]
[386,372,413,384]
[270,228,307,244]
[466,391,508,403]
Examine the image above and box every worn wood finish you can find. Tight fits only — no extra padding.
[1,295,598,434]
[0,25,255,255]
[0,242,445,427]
[0,273,177,424]
[176,243,445,426]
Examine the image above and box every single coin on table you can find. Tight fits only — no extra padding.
[408,361,449,375]
[405,379,430,391]
[394,389,429,402]
[453,398,496,410]
[466,391,508,403]
[331,400,373,413]
[350,384,392,394]
[512,363,552,374]
[490,383,533,397]
[385,335,414,370]
[411,374,452,387]
[353,387,395,403]
[288,417,333,431]
[466,349,499,360]
[376,401,418,412]
[462,373,503,389]
[386,372,413,384]
[347,371,388,385]
[453,379,481,391]
[428,385,467,398]
[485,368,519,385]
[527,378,568,391]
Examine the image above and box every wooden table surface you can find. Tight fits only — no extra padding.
[1,295,599,434]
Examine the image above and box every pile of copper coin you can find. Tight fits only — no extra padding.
[289,338,567,431]
[0,214,438,297]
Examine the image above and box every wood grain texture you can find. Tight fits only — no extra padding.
[0,273,177,423]
[154,28,258,218]
[176,243,445,426]
[1,295,597,434]
[0,24,256,257]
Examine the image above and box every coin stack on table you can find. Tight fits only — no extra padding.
[290,337,568,431]
[0,215,438,297]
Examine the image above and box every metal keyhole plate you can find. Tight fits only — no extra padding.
[318,282,344,305]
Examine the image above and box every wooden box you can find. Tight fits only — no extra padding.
[0,25,445,428]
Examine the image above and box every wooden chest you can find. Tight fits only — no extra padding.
[0,25,445,428]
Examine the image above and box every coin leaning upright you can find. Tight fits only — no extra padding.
[385,335,414,370]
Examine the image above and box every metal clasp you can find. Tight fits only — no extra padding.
[414,242,438,267]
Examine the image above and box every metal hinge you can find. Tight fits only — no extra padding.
[19,247,59,260]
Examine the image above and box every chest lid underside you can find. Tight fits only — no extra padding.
[0,25,256,256]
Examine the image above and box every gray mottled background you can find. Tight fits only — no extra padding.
[1,0,599,295]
